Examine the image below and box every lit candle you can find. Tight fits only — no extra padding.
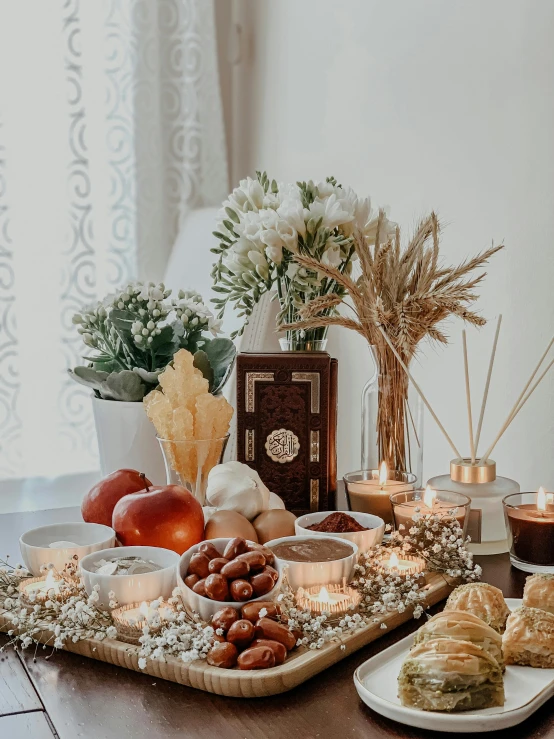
[18,570,62,604]
[111,600,176,643]
[345,462,415,525]
[391,485,469,533]
[377,551,426,579]
[504,488,554,568]
[295,582,361,616]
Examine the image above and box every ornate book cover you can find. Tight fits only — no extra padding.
[236,352,338,514]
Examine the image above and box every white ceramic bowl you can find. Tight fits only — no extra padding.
[294,511,385,553]
[177,538,281,621]
[19,522,116,576]
[265,534,358,591]
[80,546,179,610]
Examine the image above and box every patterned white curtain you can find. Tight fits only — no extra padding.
[0,0,228,481]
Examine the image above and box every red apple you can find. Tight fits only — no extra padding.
[81,469,152,527]
[112,484,205,554]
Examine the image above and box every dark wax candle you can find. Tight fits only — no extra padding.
[506,504,554,565]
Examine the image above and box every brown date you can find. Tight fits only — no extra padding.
[199,542,221,560]
[254,617,296,651]
[250,638,287,665]
[226,619,255,649]
[192,578,207,597]
[230,579,253,602]
[237,646,275,670]
[241,601,279,623]
[212,633,226,643]
[235,551,266,572]
[206,641,238,668]
[188,552,210,579]
[223,537,249,560]
[204,573,230,601]
[208,557,229,574]
[250,571,275,597]
[211,607,239,633]
[247,542,275,566]
[221,559,250,579]
[184,573,199,589]
[263,565,279,583]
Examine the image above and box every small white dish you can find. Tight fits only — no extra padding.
[80,546,179,610]
[20,522,116,576]
[294,511,385,553]
[265,534,358,591]
[177,538,281,621]
[354,598,554,733]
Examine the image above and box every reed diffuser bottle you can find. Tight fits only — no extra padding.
[428,320,552,555]
[427,459,519,554]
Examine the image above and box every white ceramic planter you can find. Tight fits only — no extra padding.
[92,396,166,485]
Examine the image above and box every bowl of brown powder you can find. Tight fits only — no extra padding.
[294,511,385,553]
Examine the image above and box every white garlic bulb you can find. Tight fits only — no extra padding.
[268,492,285,509]
[206,461,271,521]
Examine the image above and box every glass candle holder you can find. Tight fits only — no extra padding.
[344,469,416,526]
[390,489,471,537]
[503,492,554,573]
[157,435,229,506]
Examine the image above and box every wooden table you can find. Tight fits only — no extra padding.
[0,506,551,739]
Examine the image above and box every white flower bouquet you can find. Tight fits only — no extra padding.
[211,172,393,347]
[69,283,236,401]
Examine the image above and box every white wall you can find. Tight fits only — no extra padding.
[227,0,554,491]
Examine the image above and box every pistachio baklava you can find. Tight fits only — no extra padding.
[445,582,510,633]
[522,574,554,615]
[398,638,505,712]
[413,610,504,669]
[502,606,554,668]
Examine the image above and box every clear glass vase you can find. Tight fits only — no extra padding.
[279,337,328,351]
[157,436,229,506]
[361,344,424,486]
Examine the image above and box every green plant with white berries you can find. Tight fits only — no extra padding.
[69,283,236,401]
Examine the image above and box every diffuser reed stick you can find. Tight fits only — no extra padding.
[480,335,554,463]
[377,325,462,459]
[474,315,502,455]
[462,331,476,464]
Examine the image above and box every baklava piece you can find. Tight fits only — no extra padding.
[502,606,554,668]
[413,609,504,669]
[522,573,554,616]
[445,582,510,633]
[398,638,504,712]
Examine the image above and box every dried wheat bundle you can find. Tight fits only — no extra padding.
[282,213,503,471]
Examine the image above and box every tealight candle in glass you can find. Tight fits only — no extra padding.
[344,463,416,526]
[503,488,554,573]
[375,551,426,582]
[390,487,471,536]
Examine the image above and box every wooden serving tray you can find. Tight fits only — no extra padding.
[0,573,452,698]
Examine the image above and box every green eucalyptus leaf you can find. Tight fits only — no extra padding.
[132,367,162,385]
[68,366,110,392]
[102,370,146,402]
[202,338,237,394]
[193,350,215,390]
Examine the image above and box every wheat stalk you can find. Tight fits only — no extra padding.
[282,212,503,472]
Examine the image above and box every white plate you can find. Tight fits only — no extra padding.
[353,599,554,733]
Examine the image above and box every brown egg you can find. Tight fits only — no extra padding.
[205,510,258,543]
[252,509,297,544]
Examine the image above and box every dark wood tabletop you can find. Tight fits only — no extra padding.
[0,504,551,739]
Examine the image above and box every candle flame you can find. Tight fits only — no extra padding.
[317,586,330,603]
[379,461,388,486]
[45,570,56,586]
[538,486,547,511]
[423,485,436,508]
[139,601,150,619]
[389,552,400,568]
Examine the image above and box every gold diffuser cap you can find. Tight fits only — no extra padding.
[450,458,497,484]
